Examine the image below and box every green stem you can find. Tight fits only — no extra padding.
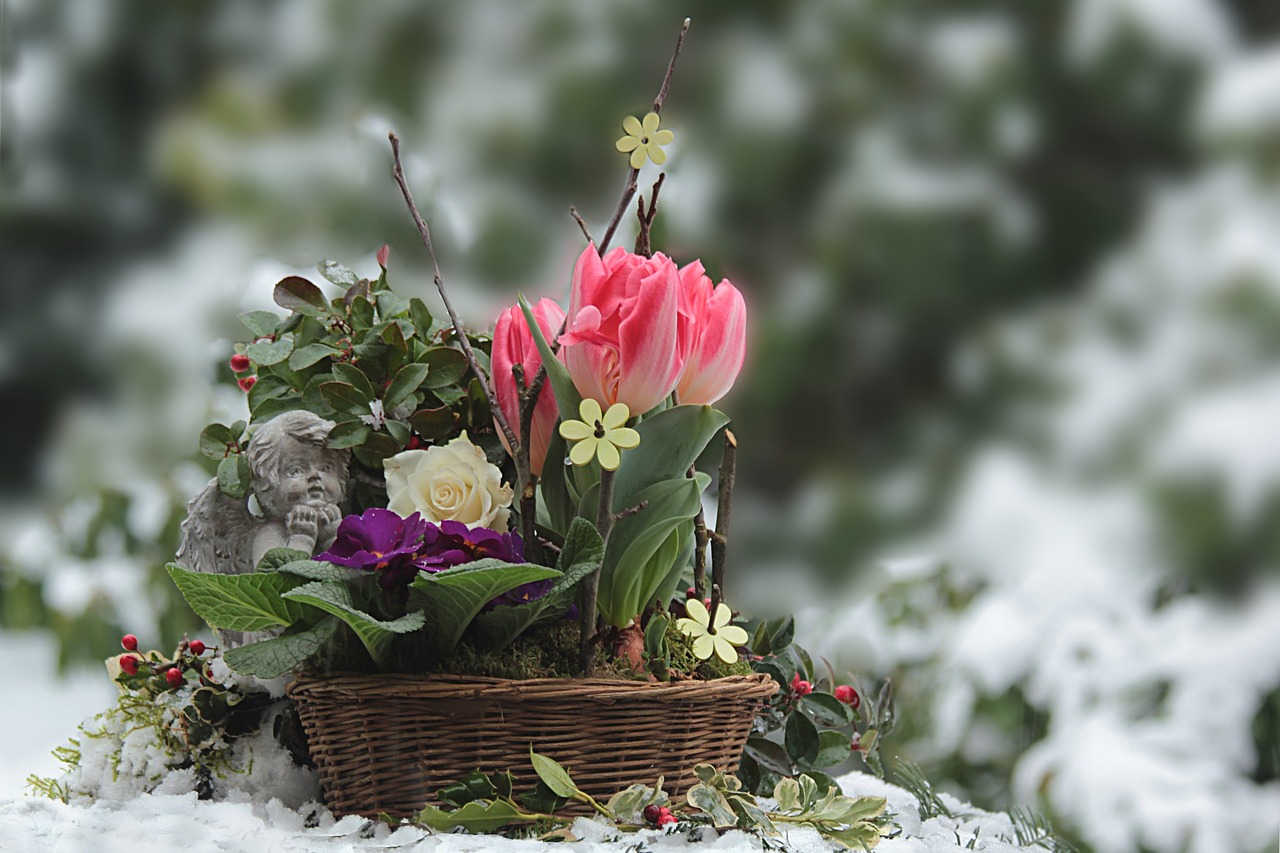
[580,467,615,676]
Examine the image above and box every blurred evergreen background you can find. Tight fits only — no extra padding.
[3,2,1279,851]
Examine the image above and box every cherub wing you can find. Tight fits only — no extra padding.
[176,478,258,576]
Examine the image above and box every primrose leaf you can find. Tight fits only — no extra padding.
[222,617,340,678]
[282,581,424,669]
[166,565,308,632]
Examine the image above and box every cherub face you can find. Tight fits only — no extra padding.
[263,439,346,515]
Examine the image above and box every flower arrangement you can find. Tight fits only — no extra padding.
[145,18,898,847]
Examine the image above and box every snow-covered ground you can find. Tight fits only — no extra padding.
[0,771,1042,853]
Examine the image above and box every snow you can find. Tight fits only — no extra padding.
[0,771,1044,853]
[1200,46,1280,137]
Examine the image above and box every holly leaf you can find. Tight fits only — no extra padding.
[529,748,581,799]
[414,800,534,833]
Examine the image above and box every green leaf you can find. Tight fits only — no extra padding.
[686,784,738,827]
[256,548,312,571]
[330,363,377,400]
[319,381,371,415]
[317,260,359,287]
[222,617,340,678]
[518,295,581,416]
[420,346,470,388]
[273,560,364,583]
[282,581,425,669]
[611,405,729,510]
[774,777,801,812]
[246,335,295,366]
[745,737,793,776]
[408,406,455,441]
[247,373,296,416]
[288,342,341,371]
[409,298,434,339]
[349,295,375,328]
[166,565,308,632]
[529,748,581,799]
[199,423,236,459]
[414,800,533,833]
[239,310,280,338]
[786,712,821,768]
[470,518,603,650]
[326,420,370,449]
[384,362,430,411]
[801,693,855,728]
[274,276,330,318]
[384,419,411,446]
[408,561,560,656]
[216,454,251,500]
[376,290,410,319]
[597,475,706,629]
[812,730,853,770]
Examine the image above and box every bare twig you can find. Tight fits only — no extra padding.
[569,206,595,245]
[634,172,667,257]
[711,429,737,598]
[388,132,521,457]
[581,467,617,675]
[614,500,649,522]
[511,363,539,562]
[598,17,691,255]
[689,465,709,599]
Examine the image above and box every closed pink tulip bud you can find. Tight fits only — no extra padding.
[559,245,685,415]
[674,260,746,406]
[492,298,566,477]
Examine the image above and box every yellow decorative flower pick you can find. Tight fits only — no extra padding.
[558,399,640,471]
[676,598,749,664]
[615,111,675,170]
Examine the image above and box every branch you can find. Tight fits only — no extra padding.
[598,17,691,255]
[689,465,709,599]
[388,132,521,458]
[710,429,736,598]
[634,172,666,257]
[569,206,595,245]
[581,467,617,676]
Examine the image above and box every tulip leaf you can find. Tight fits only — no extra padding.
[408,561,561,657]
[538,430,579,534]
[597,474,707,628]
[518,294,581,418]
[612,405,729,510]
[222,616,341,679]
[282,581,425,669]
[166,565,309,632]
[471,518,603,650]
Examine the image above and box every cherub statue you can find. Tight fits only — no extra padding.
[177,409,350,583]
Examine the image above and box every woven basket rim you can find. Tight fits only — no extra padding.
[287,671,778,702]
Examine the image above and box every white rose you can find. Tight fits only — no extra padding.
[383,431,514,531]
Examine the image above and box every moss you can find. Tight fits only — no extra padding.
[431,622,642,681]
[663,622,753,680]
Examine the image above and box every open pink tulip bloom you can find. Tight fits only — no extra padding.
[674,260,746,406]
[559,245,686,415]
[492,298,565,477]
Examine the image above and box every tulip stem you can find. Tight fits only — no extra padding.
[388,131,522,462]
[598,17,690,255]
[581,467,616,675]
[690,465,709,599]
[511,363,540,564]
[710,429,736,599]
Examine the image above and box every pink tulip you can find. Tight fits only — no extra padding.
[492,298,566,477]
[674,260,746,405]
[559,245,685,415]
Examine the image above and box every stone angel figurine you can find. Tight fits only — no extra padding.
[177,410,351,645]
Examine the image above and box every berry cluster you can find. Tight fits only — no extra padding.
[117,634,212,690]
[230,353,256,392]
[642,803,678,829]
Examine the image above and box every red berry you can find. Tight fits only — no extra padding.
[119,655,139,675]
[703,598,712,608]
[238,376,257,392]
[229,353,251,373]
[643,804,662,823]
[790,673,812,696]
[685,587,698,599]
[188,640,206,656]
[656,811,677,828]
[121,634,138,652]
[165,667,183,687]
[835,685,860,708]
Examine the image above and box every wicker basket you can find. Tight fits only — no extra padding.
[287,672,777,818]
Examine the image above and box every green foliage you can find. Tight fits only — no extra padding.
[742,626,895,795]
[166,565,309,632]
[408,561,562,658]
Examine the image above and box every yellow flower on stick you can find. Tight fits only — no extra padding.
[615,112,675,170]
[558,399,640,471]
[676,599,749,664]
